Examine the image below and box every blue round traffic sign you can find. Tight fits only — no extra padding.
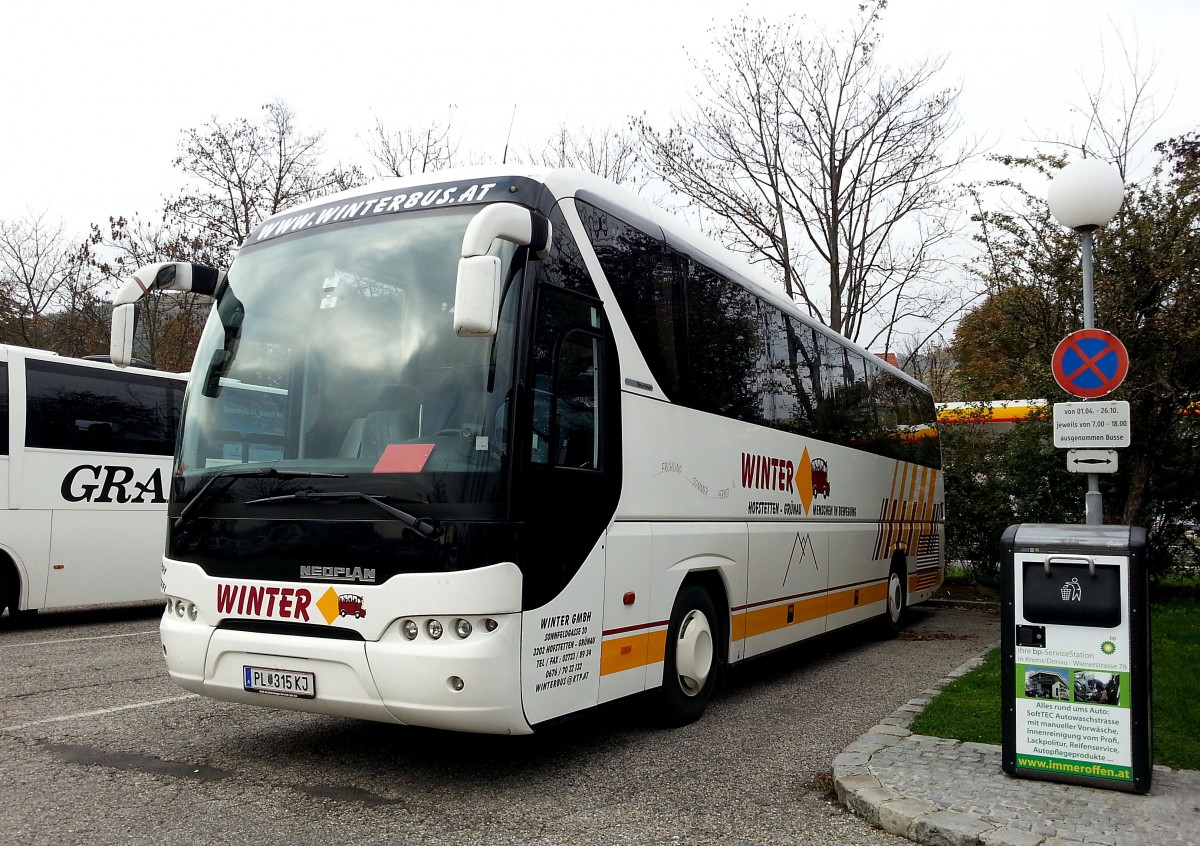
[1052,329,1129,398]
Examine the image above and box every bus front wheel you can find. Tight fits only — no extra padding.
[0,574,12,619]
[0,562,32,623]
[656,583,719,726]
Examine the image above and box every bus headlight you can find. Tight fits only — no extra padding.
[402,619,419,640]
[175,599,186,618]
[426,619,443,640]
[187,603,199,622]
[454,618,473,639]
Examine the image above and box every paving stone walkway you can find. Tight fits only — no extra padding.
[833,650,1200,846]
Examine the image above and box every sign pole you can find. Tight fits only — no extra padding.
[1080,231,1102,525]
[1080,231,1096,330]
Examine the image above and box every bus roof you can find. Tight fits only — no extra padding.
[255,167,930,394]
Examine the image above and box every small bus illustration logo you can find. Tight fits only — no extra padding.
[338,594,366,618]
[812,458,831,498]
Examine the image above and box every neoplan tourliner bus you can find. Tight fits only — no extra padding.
[109,168,943,734]
[0,346,186,618]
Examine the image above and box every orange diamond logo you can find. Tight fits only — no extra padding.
[316,587,340,624]
[796,447,813,515]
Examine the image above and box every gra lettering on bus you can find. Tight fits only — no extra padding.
[216,583,313,622]
[60,465,167,504]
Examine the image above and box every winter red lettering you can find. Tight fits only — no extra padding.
[294,589,312,622]
[216,583,237,614]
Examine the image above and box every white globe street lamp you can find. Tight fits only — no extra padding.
[1048,158,1125,330]
[1047,158,1125,525]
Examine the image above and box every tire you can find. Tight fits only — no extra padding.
[656,582,721,726]
[881,562,908,637]
[0,575,13,620]
[0,565,33,623]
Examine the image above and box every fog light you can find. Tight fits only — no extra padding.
[484,618,498,632]
[402,619,418,640]
[448,676,465,691]
[187,603,199,622]
[426,619,443,640]
[454,618,472,639]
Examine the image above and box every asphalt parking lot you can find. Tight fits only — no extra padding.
[0,602,997,846]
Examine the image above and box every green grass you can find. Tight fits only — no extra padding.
[909,601,1200,770]
[911,647,1003,745]
[1149,602,1200,769]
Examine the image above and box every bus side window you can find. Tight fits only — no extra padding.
[528,287,604,469]
[554,331,600,468]
[0,361,8,456]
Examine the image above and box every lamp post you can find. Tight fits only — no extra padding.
[1047,158,1125,525]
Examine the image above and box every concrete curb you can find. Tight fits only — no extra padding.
[834,649,998,846]
[924,598,1000,611]
[833,645,1200,846]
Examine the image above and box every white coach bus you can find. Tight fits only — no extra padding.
[0,347,186,619]
[109,168,943,733]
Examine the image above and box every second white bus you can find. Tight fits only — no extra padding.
[0,347,186,619]
[110,167,943,733]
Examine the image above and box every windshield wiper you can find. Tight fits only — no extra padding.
[174,467,348,531]
[245,490,444,540]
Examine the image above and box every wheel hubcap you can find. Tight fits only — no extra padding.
[888,573,903,623]
[675,609,714,696]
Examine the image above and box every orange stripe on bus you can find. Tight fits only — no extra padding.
[826,582,887,614]
[730,612,747,643]
[896,462,910,506]
[599,629,667,676]
[600,582,895,676]
[910,571,941,593]
[742,595,827,639]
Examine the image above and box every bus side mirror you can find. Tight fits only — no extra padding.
[108,262,225,367]
[453,203,551,338]
[110,303,138,367]
[454,256,504,337]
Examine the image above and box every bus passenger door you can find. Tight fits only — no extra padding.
[516,284,621,727]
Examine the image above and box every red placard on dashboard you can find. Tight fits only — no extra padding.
[372,443,435,473]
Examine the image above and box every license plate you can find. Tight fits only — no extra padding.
[243,665,316,699]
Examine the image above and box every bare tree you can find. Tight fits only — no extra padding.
[166,100,364,264]
[0,210,104,354]
[521,122,643,185]
[896,334,958,402]
[364,109,461,177]
[635,2,974,352]
[1073,35,1169,180]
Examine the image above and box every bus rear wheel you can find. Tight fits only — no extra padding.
[656,583,719,726]
[881,563,907,637]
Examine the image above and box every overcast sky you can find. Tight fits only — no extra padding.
[2,0,1196,236]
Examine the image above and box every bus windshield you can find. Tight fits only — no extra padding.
[176,205,522,507]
